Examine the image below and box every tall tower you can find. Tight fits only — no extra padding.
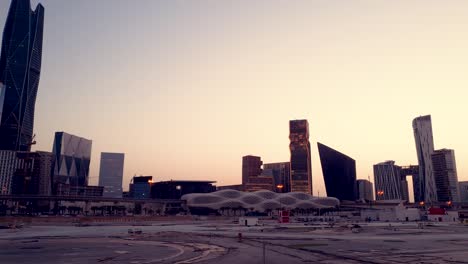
[289,120,312,194]
[0,0,45,151]
[99,152,125,198]
[413,115,437,202]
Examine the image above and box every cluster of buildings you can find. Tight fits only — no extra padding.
[374,115,464,204]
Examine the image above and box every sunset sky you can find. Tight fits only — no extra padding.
[1,0,467,197]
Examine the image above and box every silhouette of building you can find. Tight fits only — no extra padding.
[289,120,312,194]
[400,165,420,202]
[431,149,460,202]
[242,155,262,188]
[11,151,53,195]
[374,161,405,200]
[129,176,153,199]
[98,152,124,198]
[317,143,356,201]
[263,162,291,193]
[217,184,243,191]
[52,132,92,193]
[245,174,274,192]
[356,179,374,201]
[0,150,19,194]
[0,0,45,151]
[413,115,437,202]
[151,180,216,199]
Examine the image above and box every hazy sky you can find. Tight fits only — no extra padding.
[1,0,468,196]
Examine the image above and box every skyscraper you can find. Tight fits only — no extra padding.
[98,152,125,198]
[413,115,437,202]
[0,0,44,151]
[289,120,312,194]
[431,149,460,203]
[242,155,262,188]
[356,179,374,201]
[374,161,404,200]
[317,142,356,201]
[0,150,19,194]
[11,151,53,195]
[52,132,92,192]
[263,162,291,193]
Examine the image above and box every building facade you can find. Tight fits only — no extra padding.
[0,150,19,194]
[98,152,124,198]
[431,149,460,202]
[317,143,356,201]
[289,120,312,194]
[459,181,468,203]
[356,179,374,201]
[0,0,44,151]
[413,115,437,202]
[151,180,216,200]
[11,151,53,195]
[129,176,153,199]
[263,162,291,193]
[242,155,262,187]
[374,161,404,200]
[52,132,92,192]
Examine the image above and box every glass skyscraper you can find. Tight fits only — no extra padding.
[98,152,125,198]
[413,115,437,202]
[289,120,312,194]
[52,132,92,191]
[318,142,357,201]
[0,0,44,151]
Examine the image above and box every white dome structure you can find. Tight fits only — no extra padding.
[181,190,339,212]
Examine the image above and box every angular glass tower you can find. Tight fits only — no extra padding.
[0,0,44,151]
[413,115,437,202]
[318,143,356,201]
[289,120,312,194]
[98,152,125,198]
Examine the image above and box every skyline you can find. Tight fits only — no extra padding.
[1,1,468,196]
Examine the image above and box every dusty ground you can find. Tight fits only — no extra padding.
[1,221,468,263]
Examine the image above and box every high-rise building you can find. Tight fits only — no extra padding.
[0,0,44,151]
[431,149,460,203]
[98,152,125,198]
[12,151,53,195]
[242,155,262,187]
[356,179,374,201]
[459,181,468,203]
[317,143,356,201]
[413,115,437,202]
[52,132,92,192]
[0,150,19,194]
[400,165,420,202]
[263,162,291,193]
[289,120,312,194]
[374,161,404,200]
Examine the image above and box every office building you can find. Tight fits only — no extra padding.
[374,161,404,200]
[98,152,125,198]
[151,180,216,200]
[12,151,53,195]
[318,143,357,201]
[0,150,19,194]
[289,120,312,194]
[217,184,243,191]
[55,184,103,197]
[0,0,44,151]
[129,176,153,199]
[431,149,460,202]
[52,132,92,192]
[356,179,374,201]
[413,115,437,202]
[400,165,420,202]
[242,155,262,187]
[245,174,274,192]
[263,162,291,193]
[459,181,468,203]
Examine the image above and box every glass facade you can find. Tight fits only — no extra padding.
[289,120,312,194]
[52,132,92,191]
[318,142,357,201]
[98,152,124,198]
[0,0,44,151]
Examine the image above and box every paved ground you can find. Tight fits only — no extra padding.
[1,221,468,263]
